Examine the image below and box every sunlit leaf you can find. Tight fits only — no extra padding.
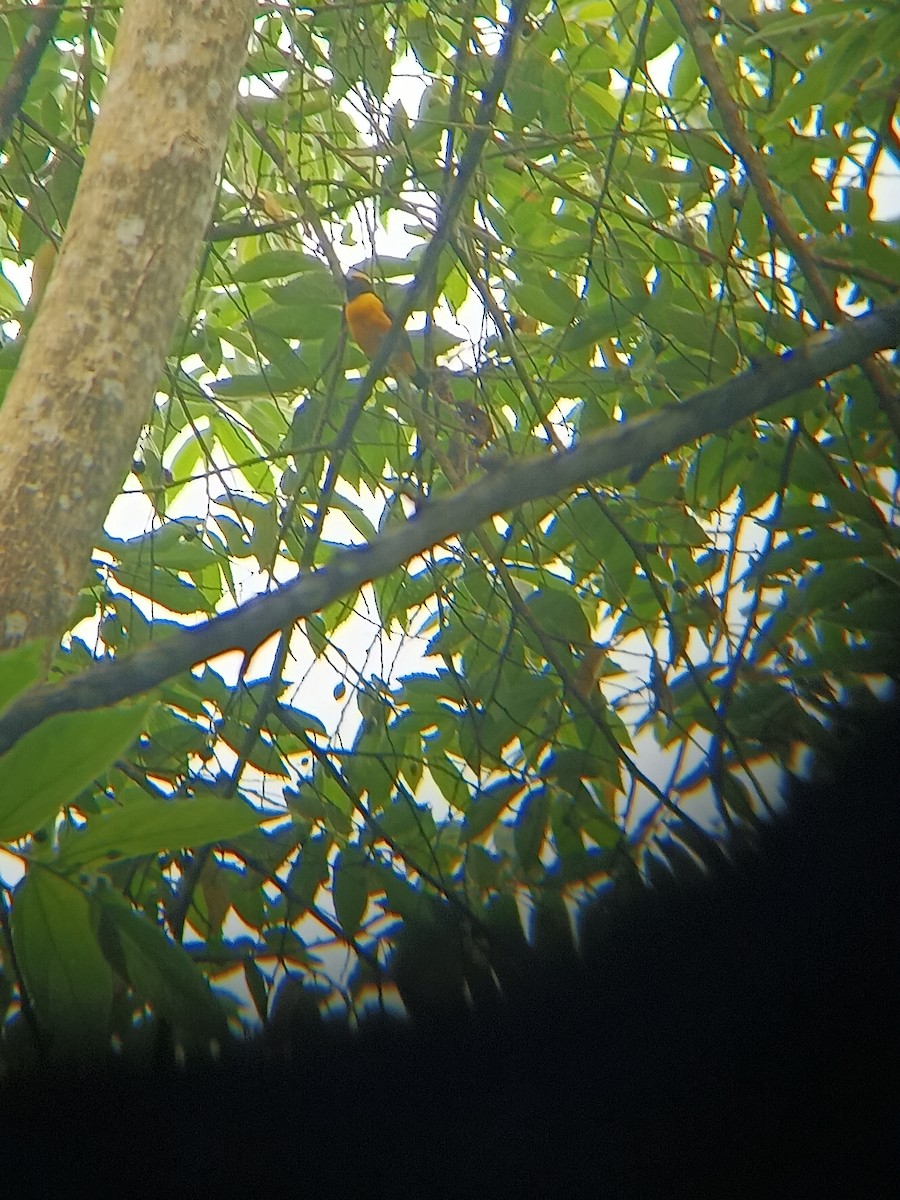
[56,790,260,870]
[0,702,151,842]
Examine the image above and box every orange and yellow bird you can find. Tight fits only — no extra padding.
[343,271,428,389]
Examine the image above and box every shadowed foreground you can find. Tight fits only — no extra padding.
[3,695,899,1198]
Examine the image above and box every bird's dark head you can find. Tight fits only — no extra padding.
[345,271,375,300]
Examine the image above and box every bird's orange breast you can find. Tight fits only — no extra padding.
[345,291,394,359]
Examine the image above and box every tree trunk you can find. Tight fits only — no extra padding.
[0,0,256,649]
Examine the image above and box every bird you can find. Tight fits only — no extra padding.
[343,270,428,389]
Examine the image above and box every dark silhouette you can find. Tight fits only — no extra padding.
[3,693,899,1197]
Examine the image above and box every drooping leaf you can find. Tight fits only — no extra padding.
[92,889,228,1046]
[332,846,370,937]
[11,867,113,1055]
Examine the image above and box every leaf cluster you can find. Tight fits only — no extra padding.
[0,0,898,1052]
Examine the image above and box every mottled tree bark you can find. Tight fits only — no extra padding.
[0,0,256,648]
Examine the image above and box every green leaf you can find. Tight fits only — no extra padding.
[287,834,332,912]
[466,843,501,890]
[104,519,218,573]
[378,794,438,858]
[514,788,550,871]
[111,564,216,614]
[0,267,24,314]
[332,846,370,936]
[243,956,270,1024]
[11,867,113,1055]
[0,701,152,842]
[56,791,261,871]
[0,639,47,715]
[460,779,521,843]
[525,587,592,646]
[209,371,295,399]
[252,301,341,341]
[513,275,579,326]
[92,889,227,1046]
[559,289,649,349]
[233,250,325,282]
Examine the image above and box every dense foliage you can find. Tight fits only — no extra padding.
[0,0,898,1053]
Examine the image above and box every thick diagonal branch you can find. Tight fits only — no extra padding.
[0,299,896,755]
